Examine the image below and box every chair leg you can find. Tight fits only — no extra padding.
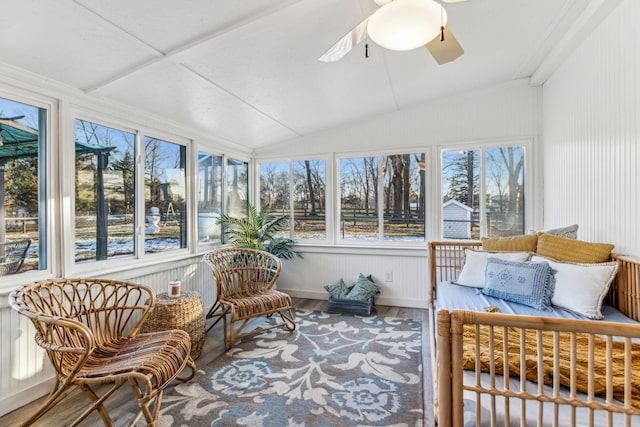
[19,380,81,427]
[127,376,163,426]
[132,391,162,427]
[226,310,236,349]
[64,380,128,427]
[279,308,297,331]
[80,383,114,426]
[206,300,225,332]
[176,356,197,382]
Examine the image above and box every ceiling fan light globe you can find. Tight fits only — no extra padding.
[367,0,447,51]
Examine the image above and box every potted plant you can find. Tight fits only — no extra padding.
[216,203,302,260]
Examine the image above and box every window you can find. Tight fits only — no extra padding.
[75,119,135,262]
[339,153,426,242]
[340,156,378,240]
[227,158,248,219]
[442,145,525,240]
[0,96,47,274]
[260,161,290,236]
[259,159,327,240]
[75,122,191,262]
[383,154,425,241]
[144,136,187,253]
[293,160,326,239]
[197,152,223,244]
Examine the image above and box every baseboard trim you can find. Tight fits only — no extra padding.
[282,289,429,309]
[0,378,52,417]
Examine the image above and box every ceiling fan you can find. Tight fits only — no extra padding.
[319,0,465,64]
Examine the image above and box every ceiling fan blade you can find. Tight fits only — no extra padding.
[441,0,467,3]
[425,26,464,64]
[318,17,370,62]
[373,0,393,6]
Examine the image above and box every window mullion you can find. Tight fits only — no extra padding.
[135,131,145,258]
[479,148,486,237]
[289,161,295,239]
[378,154,384,241]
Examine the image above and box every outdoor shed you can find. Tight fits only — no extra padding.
[443,199,473,239]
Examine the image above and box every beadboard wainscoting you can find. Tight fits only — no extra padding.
[0,254,215,417]
[277,247,430,309]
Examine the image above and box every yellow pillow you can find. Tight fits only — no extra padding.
[481,234,538,252]
[536,233,614,263]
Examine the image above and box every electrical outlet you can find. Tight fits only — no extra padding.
[384,272,393,282]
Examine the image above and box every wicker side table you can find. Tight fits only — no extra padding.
[141,291,206,360]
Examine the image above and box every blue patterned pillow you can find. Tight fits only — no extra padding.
[344,273,380,301]
[324,278,349,299]
[482,258,555,310]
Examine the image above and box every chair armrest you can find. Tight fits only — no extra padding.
[31,314,96,380]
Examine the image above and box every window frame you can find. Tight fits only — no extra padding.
[437,138,534,240]
[194,149,225,251]
[73,117,138,263]
[141,133,189,256]
[256,155,330,245]
[0,87,57,287]
[66,110,194,276]
[335,149,429,247]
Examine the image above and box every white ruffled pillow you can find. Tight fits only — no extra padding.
[454,249,531,288]
[530,255,618,319]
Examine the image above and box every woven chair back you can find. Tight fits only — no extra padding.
[10,278,155,377]
[0,238,31,275]
[205,248,281,297]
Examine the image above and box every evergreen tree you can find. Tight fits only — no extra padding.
[109,150,135,215]
[6,158,38,214]
[443,150,479,209]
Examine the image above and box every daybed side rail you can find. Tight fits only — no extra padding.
[429,241,481,303]
[608,254,640,322]
[436,309,453,427]
[442,309,640,427]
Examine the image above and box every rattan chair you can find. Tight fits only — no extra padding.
[204,248,296,349]
[0,238,31,276]
[9,278,194,427]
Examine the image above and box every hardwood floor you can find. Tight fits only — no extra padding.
[0,298,434,426]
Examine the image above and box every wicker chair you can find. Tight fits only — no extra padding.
[0,238,31,276]
[9,278,194,427]
[204,248,296,349]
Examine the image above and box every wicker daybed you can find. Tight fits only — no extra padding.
[429,239,640,427]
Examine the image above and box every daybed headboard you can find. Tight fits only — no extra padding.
[607,254,640,321]
[428,241,640,322]
[428,241,481,303]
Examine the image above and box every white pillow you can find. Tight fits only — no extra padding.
[530,255,618,319]
[455,249,531,288]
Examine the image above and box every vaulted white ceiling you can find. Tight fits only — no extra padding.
[0,0,617,149]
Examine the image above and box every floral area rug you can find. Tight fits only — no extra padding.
[158,309,424,426]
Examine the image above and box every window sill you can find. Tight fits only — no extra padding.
[0,249,223,308]
[294,243,428,257]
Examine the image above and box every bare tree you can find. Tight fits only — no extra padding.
[260,163,288,209]
[486,151,507,213]
[498,147,524,223]
[414,153,425,219]
[304,160,317,215]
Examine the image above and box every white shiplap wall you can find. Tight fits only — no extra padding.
[543,0,639,256]
[278,249,429,308]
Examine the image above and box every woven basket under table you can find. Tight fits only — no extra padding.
[141,291,206,360]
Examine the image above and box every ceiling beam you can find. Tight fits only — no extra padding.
[78,0,304,93]
[528,0,623,86]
